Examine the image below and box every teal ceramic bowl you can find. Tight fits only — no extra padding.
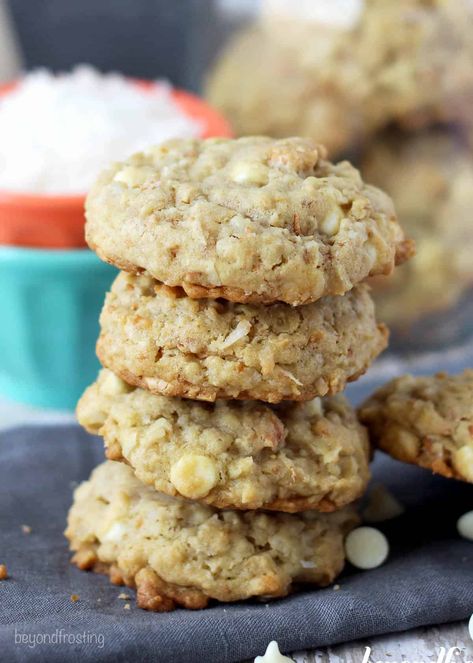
[0,246,116,409]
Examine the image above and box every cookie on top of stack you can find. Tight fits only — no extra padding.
[65,136,413,611]
[207,0,473,335]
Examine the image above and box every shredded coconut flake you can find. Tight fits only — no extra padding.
[0,65,201,194]
[300,559,317,569]
[279,368,304,387]
[220,320,252,349]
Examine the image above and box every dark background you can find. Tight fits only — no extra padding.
[6,0,243,91]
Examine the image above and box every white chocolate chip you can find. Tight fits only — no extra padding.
[170,454,218,499]
[457,510,473,541]
[228,457,254,479]
[452,446,473,482]
[254,641,294,663]
[102,522,126,543]
[143,417,172,444]
[145,377,170,393]
[345,526,389,570]
[365,241,378,269]
[231,161,268,186]
[363,484,404,523]
[101,370,128,396]
[228,214,250,234]
[302,176,318,189]
[240,481,259,505]
[319,208,342,236]
[303,397,324,418]
[114,165,155,187]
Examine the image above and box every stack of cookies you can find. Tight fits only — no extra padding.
[65,136,412,611]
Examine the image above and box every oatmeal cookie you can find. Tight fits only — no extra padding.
[207,1,473,151]
[97,272,388,402]
[65,461,358,611]
[85,136,412,306]
[362,128,473,325]
[77,369,370,512]
[206,27,364,157]
[359,371,473,483]
[352,0,473,132]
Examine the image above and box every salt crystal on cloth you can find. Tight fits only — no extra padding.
[0,65,201,194]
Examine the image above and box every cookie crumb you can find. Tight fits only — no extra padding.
[0,564,8,580]
[118,592,130,600]
[70,594,79,603]
[21,525,32,534]
[333,584,340,591]
[124,603,131,610]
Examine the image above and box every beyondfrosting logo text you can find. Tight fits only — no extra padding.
[14,628,105,649]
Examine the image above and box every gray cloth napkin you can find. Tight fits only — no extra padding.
[1,424,472,663]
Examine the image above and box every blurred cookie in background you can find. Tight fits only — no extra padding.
[206,0,473,156]
[362,127,473,343]
[347,0,473,134]
[206,24,365,156]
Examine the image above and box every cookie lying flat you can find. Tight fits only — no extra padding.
[97,272,388,403]
[77,369,371,512]
[359,371,473,483]
[85,136,412,306]
[65,461,358,611]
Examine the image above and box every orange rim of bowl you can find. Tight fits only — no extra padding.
[0,78,232,249]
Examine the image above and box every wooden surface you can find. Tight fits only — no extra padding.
[245,621,472,662]
[291,621,472,662]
